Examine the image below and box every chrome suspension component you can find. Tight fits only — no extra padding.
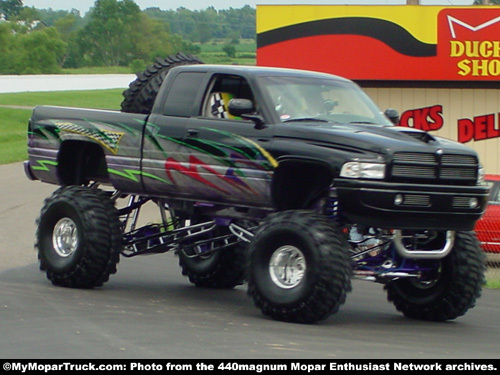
[122,220,217,257]
[393,230,455,259]
[229,223,255,243]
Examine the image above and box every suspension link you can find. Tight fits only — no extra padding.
[122,221,217,257]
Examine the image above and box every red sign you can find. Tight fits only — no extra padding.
[438,9,500,79]
[399,105,444,131]
[458,113,500,143]
[257,7,500,81]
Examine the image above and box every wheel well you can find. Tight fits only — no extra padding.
[271,160,333,211]
[57,141,108,185]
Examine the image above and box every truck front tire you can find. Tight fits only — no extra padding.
[385,231,485,321]
[36,186,122,288]
[248,211,352,323]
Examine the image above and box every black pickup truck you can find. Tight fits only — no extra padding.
[25,53,489,323]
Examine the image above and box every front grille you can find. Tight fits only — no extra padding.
[392,165,435,179]
[440,167,476,180]
[393,152,436,164]
[441,154,477,165]
[391,152,477,184]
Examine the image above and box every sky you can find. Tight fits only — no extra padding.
[22,1,476,15]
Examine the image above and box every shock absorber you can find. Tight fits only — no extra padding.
[325,188,339,221]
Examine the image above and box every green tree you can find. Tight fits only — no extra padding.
[78,0,142,66]
[14,27,67,73]
[0,0,23,20]
[54,12,81,38]
[0,23,13,72]
[143,6,256,42]
[219,5,256,40]
[222,43,236,58]
[76,0,199,68]
[0,25,67,74]
[13,6,40,28]
[54,13,85,68]
[38,8,83,28]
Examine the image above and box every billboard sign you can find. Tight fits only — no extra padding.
[257,5,500,81]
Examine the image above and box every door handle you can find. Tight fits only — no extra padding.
[187,129,199,137]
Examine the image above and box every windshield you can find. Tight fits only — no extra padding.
[258,76,392,126]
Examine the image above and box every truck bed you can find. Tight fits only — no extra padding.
[27,106,147,191]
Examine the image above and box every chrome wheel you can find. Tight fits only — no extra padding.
[269,245,306,289]
[52,218,78,257]
[409,263,442,290]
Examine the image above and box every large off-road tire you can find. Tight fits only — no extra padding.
[178,235,247,289]
[247,210,352,323]
[36,186,122,288]
[121,53,204,114]
[385,231,486,321]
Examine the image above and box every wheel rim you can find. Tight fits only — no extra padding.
[269,245,306,289]
[409,263,442,290]
[52,218,79,257]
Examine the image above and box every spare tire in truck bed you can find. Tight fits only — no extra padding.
[121,53,204,114]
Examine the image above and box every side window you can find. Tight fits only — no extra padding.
[202,75,255,119]
[163,72,205,117]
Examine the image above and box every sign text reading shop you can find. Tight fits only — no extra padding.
[450,40,500,77]
[445,11,500,78]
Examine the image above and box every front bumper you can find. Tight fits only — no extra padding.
[335,179,490,231]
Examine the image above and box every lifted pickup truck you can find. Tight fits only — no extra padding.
[25,53,489,323]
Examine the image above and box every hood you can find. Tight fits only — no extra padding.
[273,122,476,157]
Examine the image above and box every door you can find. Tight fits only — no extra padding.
[166,74,277,207]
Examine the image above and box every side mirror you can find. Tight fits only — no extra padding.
[384,108,400,125]
[324,99,339,113]
[228,98,254,116]
[228,99,266,129]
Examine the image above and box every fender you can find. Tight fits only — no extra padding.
[271,157,335,210]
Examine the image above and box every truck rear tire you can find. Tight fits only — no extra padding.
[247,211,352,323]
[36,186,122,288]
[178,241,247,289]
[385,231,485,321]
[121,53,204,114]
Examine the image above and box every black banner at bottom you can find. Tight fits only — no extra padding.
[2,359,499,374]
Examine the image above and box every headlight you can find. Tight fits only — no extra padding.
[477,165,485,185]
[340,162,385,179]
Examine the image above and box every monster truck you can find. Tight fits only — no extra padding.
[25,53,489,323]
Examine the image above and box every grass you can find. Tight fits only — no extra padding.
[0,89,124,109]
[59,41,257,73]
[62,66,133,74]
[201,39,257,53]
[0,89,125,165]
[198,54,255,66]
[0,108,32,164]
[485,266,500,289]
[198,39,256,65]
[486,279,500,289]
